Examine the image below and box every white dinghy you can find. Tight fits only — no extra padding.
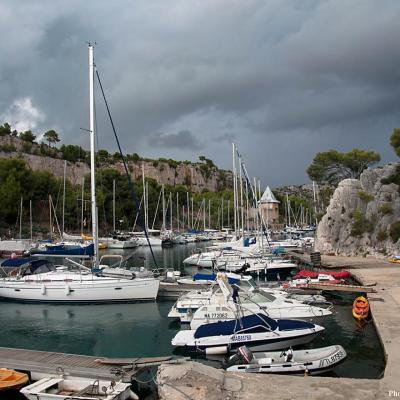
[225,345,347,375]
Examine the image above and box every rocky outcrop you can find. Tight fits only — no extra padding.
[315,163,400,256]
[0,149,230,192]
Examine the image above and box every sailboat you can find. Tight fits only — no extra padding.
[0,44,159,302]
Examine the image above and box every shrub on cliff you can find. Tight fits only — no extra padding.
[358,191,374,202]
[350,209,374,237]
[378,203,393,215]
[389,221,400,243]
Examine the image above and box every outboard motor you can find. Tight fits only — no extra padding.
[224,346,254,368]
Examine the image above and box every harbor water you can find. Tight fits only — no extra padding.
[0,243,385,379]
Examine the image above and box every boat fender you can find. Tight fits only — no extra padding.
[65,284,70,295]
[41,284,46,295]
[205,346,228,355]
[129,390,139,400]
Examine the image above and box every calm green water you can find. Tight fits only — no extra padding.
[0,243,385,379]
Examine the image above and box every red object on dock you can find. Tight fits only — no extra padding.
[294,269,350,280]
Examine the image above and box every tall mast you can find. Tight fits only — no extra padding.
[176,192,179,232]
[169,192,173,231]
[232,143,237,239]
[221,197,224,229]
[49,195,52,241]
[239,155,244,240]
[30,199,33,242]
[312,181,318,226]
[208,199,211,229]
[62,160,66,239]
[162,184,165,231]
[89,43,99,267]
[19,197,23,239]
[142,164,146,230]
[191,197,194,229]
[81,177,85,233]
[186,192,190,229]
[113,179,116,232]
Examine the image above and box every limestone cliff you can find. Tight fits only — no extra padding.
[0,136,231,192]
[315,163,400,256]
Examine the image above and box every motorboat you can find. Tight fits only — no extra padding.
[225,345,347,375]
[281,274,343,290]
[171,313,325,353]
[20,376,137,400]
[168,275,332,325]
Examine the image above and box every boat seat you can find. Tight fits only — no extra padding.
[258,358,273,365]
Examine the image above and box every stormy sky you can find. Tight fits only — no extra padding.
[0,0,399,187]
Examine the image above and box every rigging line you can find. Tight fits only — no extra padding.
[235,147,271,249]
[95,68,159,268]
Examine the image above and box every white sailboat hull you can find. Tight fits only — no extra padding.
[0,272,159,303]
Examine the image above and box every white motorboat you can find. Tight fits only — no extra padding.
[168,275,332,325]
[171,313,325,353]
[20,376,137,400]
[225,345,347,375]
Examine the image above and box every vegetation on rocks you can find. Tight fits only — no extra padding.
[307,149,381,185]
[350,209,374,237]
[389,221,400,243]
[358,191,374,202]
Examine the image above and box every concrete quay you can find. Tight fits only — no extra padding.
[157,255,400,400]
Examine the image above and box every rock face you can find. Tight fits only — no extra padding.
[0,143,231,192]
[315,163,400,256]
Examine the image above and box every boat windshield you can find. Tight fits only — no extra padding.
[238,278,258,291]
[246,291,276,303]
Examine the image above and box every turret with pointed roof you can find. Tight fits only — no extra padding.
[260,186,280,204]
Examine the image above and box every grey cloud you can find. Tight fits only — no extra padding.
[0,0,399,186]
[215,133,236,143]
[147,130,202,150]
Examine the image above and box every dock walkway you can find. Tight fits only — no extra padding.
[0,347,120,380]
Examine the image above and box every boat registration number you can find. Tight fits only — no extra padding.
[231,334,252,342]
[204,313,228,319]
[319,350,345,367]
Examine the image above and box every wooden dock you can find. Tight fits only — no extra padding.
[298,283,377,293]
[0,347,185,381]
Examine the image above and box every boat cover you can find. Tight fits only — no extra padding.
[193,273,239,285]
[193,313,315,339]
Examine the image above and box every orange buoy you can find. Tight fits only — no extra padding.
[352,296,369,321]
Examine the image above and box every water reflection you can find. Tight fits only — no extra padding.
[0,301,174,358]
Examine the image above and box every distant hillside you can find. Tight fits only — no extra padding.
[0,135,232,192]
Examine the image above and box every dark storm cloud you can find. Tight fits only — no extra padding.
[0,0,399,186]
[148,130,202,150]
